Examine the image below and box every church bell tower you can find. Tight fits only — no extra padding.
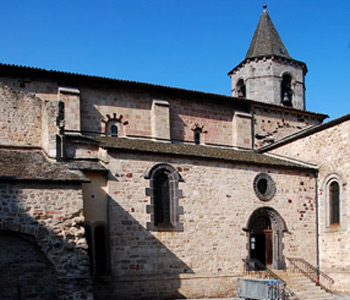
[228,5,307,110]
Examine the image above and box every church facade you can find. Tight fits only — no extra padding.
[0,6,349,300]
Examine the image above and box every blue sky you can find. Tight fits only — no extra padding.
[0,0,349,119]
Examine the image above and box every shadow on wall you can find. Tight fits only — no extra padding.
[0,181,93,300]
[170,111,187,142]
[169,99,238,142]
[0,231,58,299]
[80,103,105,134]
[94,199,194,300]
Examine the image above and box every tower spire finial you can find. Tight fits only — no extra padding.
[263,3,267,11]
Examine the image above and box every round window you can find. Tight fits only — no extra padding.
[253,173,276,201]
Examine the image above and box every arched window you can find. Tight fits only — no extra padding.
[236,79,246,98]
[194,128,201,145]
[84,223,109,275]
[323,174,344,231]
[105,120,124,137]
[329,181,340,225]
[154,171,171,225]
[281,74,293,106]
[110,125,118,137]
[102,114,128,137]
[144,163,184,231]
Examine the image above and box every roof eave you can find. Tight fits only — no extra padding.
[228,55,308,76]
[99,143,316,172]
[0,176,90,183]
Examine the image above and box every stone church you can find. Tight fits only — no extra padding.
[0,5,349,300]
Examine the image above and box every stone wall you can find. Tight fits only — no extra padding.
[169,97,234,146]
[253,107,321,148]
[0,76,59,102]
[230,57,305,110]
[0,232,58,299]
[95,151,317,299]
[0,76,324,151]
[80,86,152,136]
[0,182,93,299]
[0,83,42,147]
[269,119,350,293]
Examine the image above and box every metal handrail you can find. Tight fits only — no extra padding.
[243,258,296,299]
[287,257,334,293]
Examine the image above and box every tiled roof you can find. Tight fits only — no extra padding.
[246,7,290,59]
[0,148,91,182]
[68,135,317,171]
[63,160,107,172]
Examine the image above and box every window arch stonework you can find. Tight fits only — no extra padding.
[253,173,276,201]
[322,174,347,232]
[101,113,129,137]
[144,163,184,232]
[191,123,207,145]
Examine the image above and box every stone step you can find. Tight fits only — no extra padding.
[297,291,333,296]
[294,293,334,299]
[271,270,336,300]
[302,296,334,300]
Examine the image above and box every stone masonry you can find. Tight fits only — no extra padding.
[0,182,93,299]
[230,57,306,110]
[0,83,42,147]
[267,119,350,293]
[1,5,349,298]
[92,151,318,299]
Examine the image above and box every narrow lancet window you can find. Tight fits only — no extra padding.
[154,171,170,225]
[194,128,201,145]
[329,181,340,225]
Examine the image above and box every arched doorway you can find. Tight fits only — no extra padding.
[250,215,273,266]
[246,207,287,270]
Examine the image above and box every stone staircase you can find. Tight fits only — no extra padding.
[274,270,335,300]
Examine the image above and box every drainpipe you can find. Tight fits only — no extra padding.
[315,170,320,285]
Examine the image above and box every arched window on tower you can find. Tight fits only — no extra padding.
[281,74,293,107]
[329,181,340,225]
[236,79,246,98]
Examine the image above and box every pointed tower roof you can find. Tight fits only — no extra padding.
[246,4,291,59]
